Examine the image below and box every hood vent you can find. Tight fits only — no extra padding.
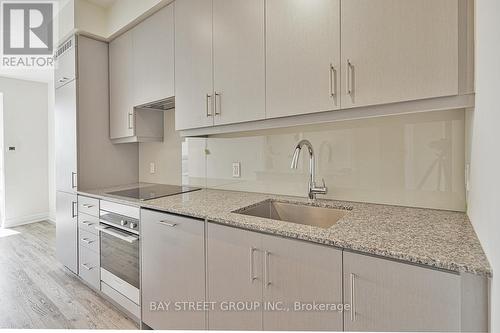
[136,97,175,111]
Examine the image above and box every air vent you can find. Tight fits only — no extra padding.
[136,97,175,111]
[54,37,74,59]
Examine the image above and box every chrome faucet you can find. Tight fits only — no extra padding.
[290,139,328,200]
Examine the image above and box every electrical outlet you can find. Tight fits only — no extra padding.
[232,162,241,178]
[150,162,156,174]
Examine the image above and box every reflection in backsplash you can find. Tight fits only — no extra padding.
[182,109,466,211]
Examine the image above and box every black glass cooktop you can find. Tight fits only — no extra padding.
[108,184,201,201]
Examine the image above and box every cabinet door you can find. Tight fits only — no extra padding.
[207,223,263,330]
[133,4,174,105]
[213,0,265,125]
[174,0,214,130]
[262,236,343,331]
[109,30,135,139]
[141,210,206,330]
[55,80,77,193]
[266,0,341,118]
[343,251,460,332]
[56,191,78,273]
[341,0,458,108]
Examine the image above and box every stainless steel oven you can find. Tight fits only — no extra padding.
[97,210,140,306]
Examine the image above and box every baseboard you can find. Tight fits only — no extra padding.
[3,212,51,228]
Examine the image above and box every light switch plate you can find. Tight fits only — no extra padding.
[232,162,241,178]
[150,162,156,174]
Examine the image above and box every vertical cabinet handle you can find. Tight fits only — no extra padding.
[250,247,257,282]
[347,59,354,95]
[329,64,337,97]
[71,172,77,189]
[71,201,77,218]
[206,94,213,117]
[214,92,221,115]
[127,112,134,129]
[264,251,271,287]
[350,273,356,322]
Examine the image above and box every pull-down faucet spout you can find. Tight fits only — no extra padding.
[290,139,328,200]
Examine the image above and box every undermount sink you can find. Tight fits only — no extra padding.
[234,200,351,229]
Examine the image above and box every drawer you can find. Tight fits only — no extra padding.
[79,245,100,289]
[79,228,99,253]
[101,200,140,219]
[78,196,99,217]
[78,213,100,235]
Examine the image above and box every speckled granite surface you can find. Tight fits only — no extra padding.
[79,185,492,277]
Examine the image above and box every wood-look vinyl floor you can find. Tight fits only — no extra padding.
[0,221,137,329]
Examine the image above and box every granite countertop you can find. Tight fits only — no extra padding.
[79,184,492,277]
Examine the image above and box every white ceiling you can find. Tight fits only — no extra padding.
[85,0,117,9]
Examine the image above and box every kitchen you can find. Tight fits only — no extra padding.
[0,0,498,331]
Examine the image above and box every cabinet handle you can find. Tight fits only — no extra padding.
[71,172,77,189]
[128,112,134,129]
[158,220,177,227]
[81,221,94,227]
[329,64,337,97]
[350,273,356,322]
[264,251,271,287]
[250,247,257,283]
[206,94,213,117]
[58,77,68,83]
[82,204,94,208]
[71,201,77,218]
[81,263,94,271]
[214,92,221,115]
[80,238,93,244]
[347,59,354,95]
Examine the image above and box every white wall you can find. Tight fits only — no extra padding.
[0,78,49,227]
[467,0,500,329]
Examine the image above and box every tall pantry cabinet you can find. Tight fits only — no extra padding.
[55,35,138,273]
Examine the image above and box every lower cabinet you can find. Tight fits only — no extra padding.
[343,251,461,332]
[207,222,343,331]
[56,191,78,274]
[141,209,206,330]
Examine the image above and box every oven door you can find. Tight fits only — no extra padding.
[97,224,140,290]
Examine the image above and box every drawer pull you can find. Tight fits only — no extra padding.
[80,238,93,245]
[82,204,94,208]
[82,264,94,271]
[158,220,177,227]
[81,221,94,227]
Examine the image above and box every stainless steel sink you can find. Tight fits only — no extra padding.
[234,200,350,229]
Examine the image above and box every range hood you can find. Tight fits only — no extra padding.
[136,96,175,111]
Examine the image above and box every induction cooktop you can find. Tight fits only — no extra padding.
[107,184,201,201]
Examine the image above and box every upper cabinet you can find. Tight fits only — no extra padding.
[109,29,135,140]
[175,0,266,130]
[132,5,174,106]
[109,4,174,143]
[212,0,265,125]
[340,0,458,108]
[174,0,214,130]
[175,0,465,133]
[266,0,341,118]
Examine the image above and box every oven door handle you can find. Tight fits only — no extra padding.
[95,225,139,244]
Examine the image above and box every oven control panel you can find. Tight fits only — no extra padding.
[100,210,140,234]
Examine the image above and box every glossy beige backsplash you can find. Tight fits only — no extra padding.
[183,109,466,212]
